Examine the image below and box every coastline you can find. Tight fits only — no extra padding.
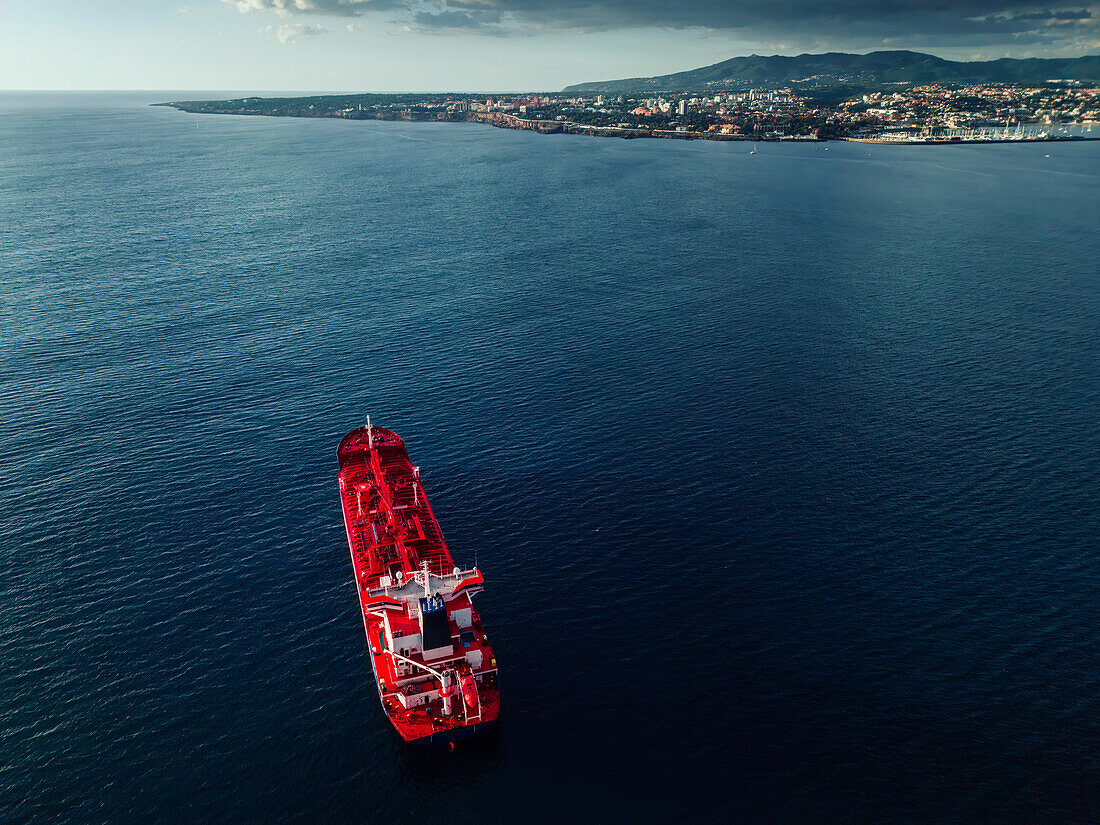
[163,103,785,142]
[162,101,1099,146]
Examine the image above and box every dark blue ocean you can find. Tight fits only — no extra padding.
[1,92,1097,824]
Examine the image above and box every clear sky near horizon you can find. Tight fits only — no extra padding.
[2,0,1098,91]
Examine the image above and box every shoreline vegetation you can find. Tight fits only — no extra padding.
[161,90,1100,146]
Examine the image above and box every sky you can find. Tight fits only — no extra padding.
[2,0,1097,91]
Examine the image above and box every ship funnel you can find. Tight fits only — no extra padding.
[440,671,456,716]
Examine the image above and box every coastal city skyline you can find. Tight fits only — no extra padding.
[168,81,1099,144]
[4,0,1099,91]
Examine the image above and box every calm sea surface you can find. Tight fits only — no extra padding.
[1,92,1097,824]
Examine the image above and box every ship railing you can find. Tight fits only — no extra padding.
[389,650,482,725]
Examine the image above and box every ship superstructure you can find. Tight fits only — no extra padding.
[337,422,499,744]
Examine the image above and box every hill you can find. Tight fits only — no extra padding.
[562,50,1100,92]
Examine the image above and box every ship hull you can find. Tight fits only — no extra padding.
[338,425,500,745]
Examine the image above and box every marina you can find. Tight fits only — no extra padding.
[845,122,1097,144]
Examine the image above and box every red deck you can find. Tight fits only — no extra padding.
[337,425,499,743]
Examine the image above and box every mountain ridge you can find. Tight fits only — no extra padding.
[562,50,1100,92]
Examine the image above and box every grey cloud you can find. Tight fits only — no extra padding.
[459,0,1098,36]
[986,7,1093,21]
[229,0,1100,53]
[408,7,505,32]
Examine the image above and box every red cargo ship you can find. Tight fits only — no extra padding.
[337,422,500,745]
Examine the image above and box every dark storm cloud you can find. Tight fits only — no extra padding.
[439,0,1099,43]
[225,0,1100,51]
[410,7,504,30]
